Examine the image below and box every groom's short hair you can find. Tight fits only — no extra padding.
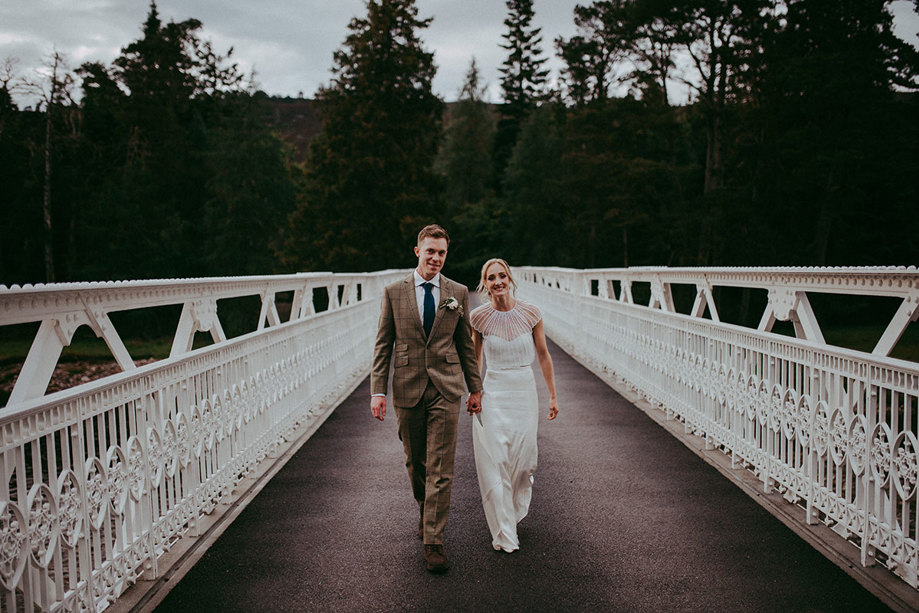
[417,224,450,246]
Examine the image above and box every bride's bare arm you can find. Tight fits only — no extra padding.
[472,329,484,377]
[467,329,485,414]
[532,321,559,420]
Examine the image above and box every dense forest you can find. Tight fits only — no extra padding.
[1,0,918,289]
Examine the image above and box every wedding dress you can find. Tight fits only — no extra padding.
[469,300,542,552]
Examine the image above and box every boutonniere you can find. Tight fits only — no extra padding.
[439,297,464,317]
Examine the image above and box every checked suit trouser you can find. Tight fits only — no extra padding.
[395,381,459,545]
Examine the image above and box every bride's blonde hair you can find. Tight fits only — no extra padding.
[477,258,518,296]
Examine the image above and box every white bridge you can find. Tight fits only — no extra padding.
[0,266,917,611]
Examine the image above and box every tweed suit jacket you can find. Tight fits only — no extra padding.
[371,273,482,408]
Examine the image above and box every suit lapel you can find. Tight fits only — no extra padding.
[401,275,425,338]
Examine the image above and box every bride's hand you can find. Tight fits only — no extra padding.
[547,399,559,421]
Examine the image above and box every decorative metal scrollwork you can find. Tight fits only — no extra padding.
[85,457,109,529]
[769,385,783,433]
[893,430,918,500]
[0,500,28,591]
[715,364,728,406]
[796,395,812,448]
[813,401,830,456]
[781,388,797,440]
[870,423,894,487]
[27,482,59,568]
[224,388,238,437]
[757,380,770,426]
[203,397,217,449]
[162,418,179,477]
[147,426,165,488]
[232,384,245,431]
[847,415,868,476]
[745,375,758,420]
[829,409,848,466]
[190,404,204,458]
[175,411,191,468]
[211,393,225,443]
[126,435,146,501]
[56,469,84,547]
[107,445,129,515]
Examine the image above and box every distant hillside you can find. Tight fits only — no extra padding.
[261,96,496,165]
[261,96,322,164]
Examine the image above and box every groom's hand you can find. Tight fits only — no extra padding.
[371,396,387,421]
[466,391,482,415]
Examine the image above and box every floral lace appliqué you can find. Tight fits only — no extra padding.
[470,301,541,342]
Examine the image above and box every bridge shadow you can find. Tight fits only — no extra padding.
[153,340,892,613]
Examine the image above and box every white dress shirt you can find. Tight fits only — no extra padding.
[413,269,441,324]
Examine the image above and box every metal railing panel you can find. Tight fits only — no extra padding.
[0,270,406,612]
[518,266,919,590]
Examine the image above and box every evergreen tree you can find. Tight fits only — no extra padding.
[283,0,443,272]
[493,0,549,190]
[663,0,770,194]
[436,58,494,213]
[0,59,42,284]
[0,58,19,138]
[503,103,566,265]
[744,0,919,266]
[560,96,695,268]
[73,2,289,281]
[499,0,550,115]
[629,1,678,106]
[556,1,634,107]
[203,92,297,275]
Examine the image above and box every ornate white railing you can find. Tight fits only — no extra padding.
[516,266,919,590]
[0,270,406,612]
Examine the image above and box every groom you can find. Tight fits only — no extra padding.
[371,224,483,573]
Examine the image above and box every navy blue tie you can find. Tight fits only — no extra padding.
[422,282,435,337]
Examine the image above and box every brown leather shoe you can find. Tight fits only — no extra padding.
[424,544,450,573]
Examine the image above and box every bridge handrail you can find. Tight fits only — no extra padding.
[516,265,919,358]
[0,271,405,407]
[0,269,406,611]
[517,265,919,592]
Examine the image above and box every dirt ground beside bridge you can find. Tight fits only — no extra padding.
[0,358,156,406]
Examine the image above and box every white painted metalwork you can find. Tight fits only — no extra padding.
[516,265,919,590]
[0,270,405,611]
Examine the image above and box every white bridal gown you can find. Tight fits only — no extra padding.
[470,300,542,553]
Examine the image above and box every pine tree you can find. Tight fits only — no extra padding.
[556,1,634,107]
[503,104,566,265]
[746,0,919,265]
[283,0,443,272]
[493,0,549,190]
[436,58,494,212]
[499,0,549,117]
[75,2,284,280]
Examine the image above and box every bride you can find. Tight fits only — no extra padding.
[467,258,559,553]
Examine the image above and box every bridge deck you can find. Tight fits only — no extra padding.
[152,340,891,612]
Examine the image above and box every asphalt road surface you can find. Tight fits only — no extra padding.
[156,339,892,613]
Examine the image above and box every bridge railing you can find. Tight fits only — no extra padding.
[516,266,919,590]
[0,270,406,612]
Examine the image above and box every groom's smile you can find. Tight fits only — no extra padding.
[415,237,448,280]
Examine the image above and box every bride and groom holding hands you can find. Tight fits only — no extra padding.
[371,224,560,573]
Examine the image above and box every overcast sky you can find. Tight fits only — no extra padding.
[2,1,918,107]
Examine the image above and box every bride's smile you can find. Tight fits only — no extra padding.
[484,262,515,309]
